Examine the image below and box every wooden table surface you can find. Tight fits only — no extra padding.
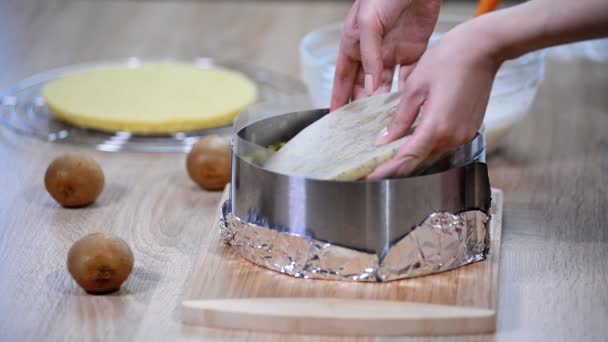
[0,1,606,341]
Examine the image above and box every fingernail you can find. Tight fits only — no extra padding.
[364,74,374,94]
[366,163,387,180]
[396,161,416,177]
[396,155,422,177]
[366,171,380,181]
[375,126,390,146]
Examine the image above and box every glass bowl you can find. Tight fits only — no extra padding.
[299,15,546,153]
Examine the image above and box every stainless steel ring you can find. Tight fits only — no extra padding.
[229,108,491,256]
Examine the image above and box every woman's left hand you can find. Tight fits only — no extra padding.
[367,23,502,179]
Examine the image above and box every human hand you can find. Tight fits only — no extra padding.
[367,23,503,180]
[364,0,608,179]
[330,0,441,111]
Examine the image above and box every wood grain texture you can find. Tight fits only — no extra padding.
[182,298,496,336]
[182,188,503,337]
[0,1,607,341]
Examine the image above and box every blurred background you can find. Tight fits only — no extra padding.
[1,0,607,152]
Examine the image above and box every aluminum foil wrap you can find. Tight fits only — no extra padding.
[220,200,490,282]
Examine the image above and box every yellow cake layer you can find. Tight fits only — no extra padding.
[42,63,257,134]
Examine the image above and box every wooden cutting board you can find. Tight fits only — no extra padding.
[182,187,503,337]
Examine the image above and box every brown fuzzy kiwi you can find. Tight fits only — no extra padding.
[67,233,134,294]
[186,135,231,191]
[44,153,105,207]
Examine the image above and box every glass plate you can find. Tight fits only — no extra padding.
[0,57,307,152]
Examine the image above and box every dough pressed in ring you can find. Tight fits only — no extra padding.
[264,92,414,181]
[42,63,257,134]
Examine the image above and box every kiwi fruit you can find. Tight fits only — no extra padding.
[44,153,105,207]
[186,135,231,191]
[67,233,134,294]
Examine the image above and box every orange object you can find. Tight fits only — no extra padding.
[475,0,500,16]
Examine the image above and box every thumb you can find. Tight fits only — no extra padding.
[358,13,383,94]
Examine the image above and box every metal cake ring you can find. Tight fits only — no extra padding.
[220,108,492,282]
